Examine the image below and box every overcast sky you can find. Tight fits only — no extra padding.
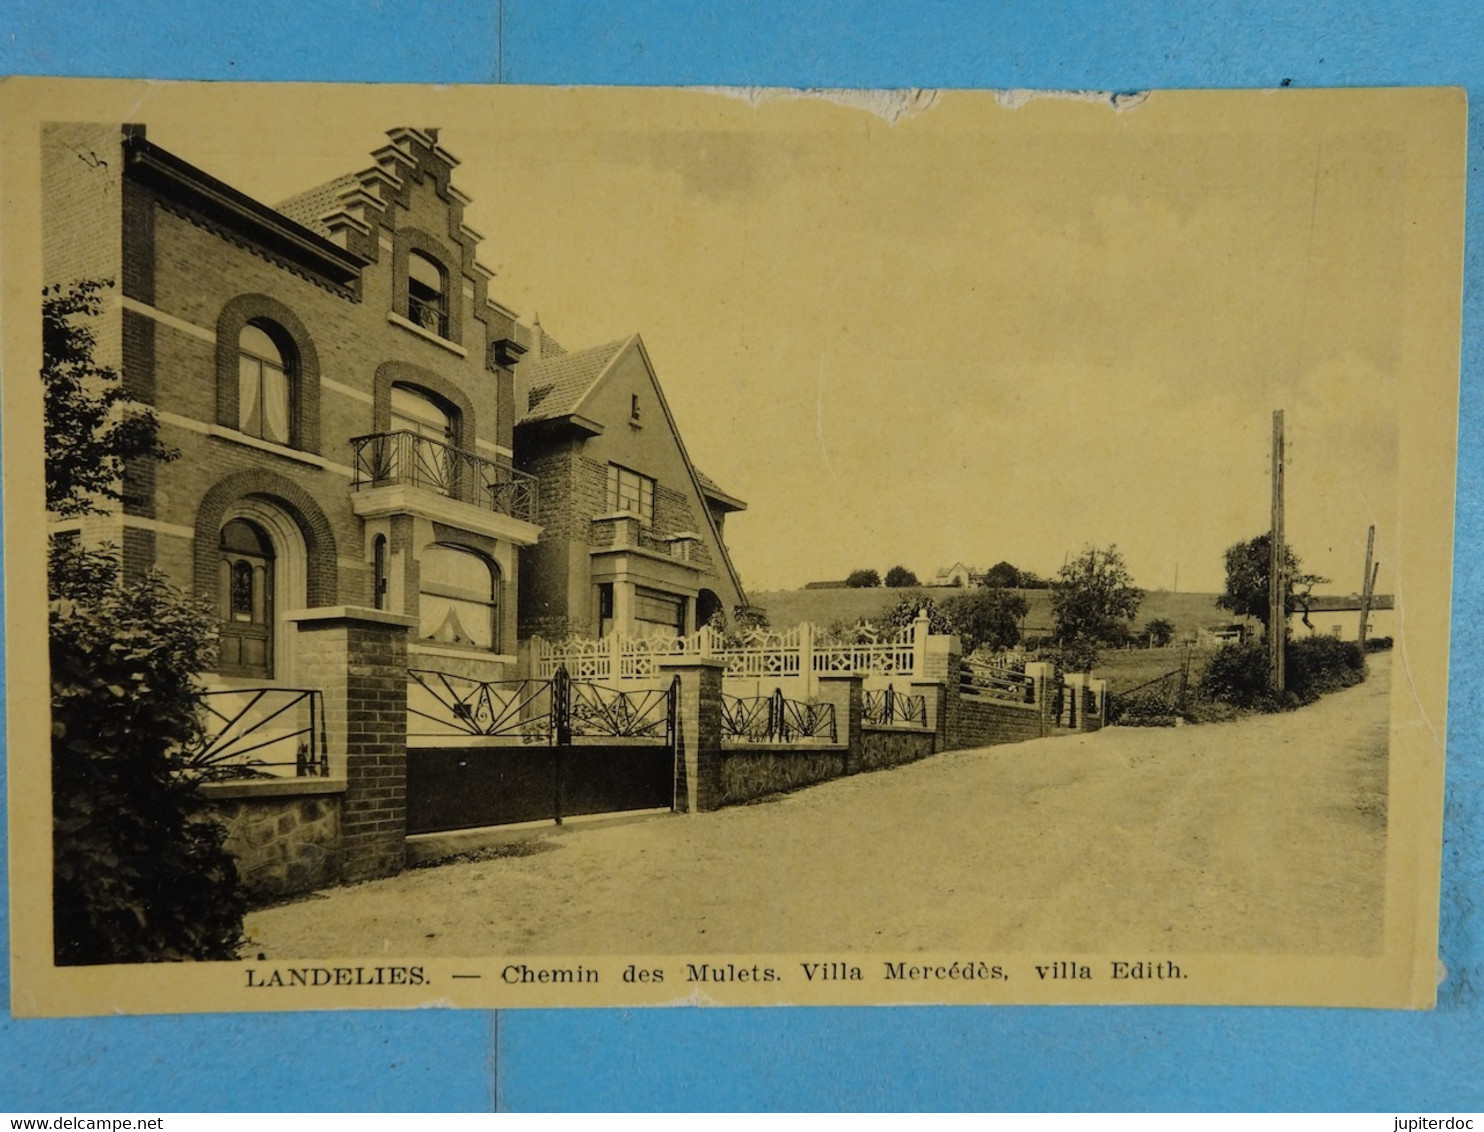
[122,84,1445,596]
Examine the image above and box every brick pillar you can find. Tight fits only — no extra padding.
[287,606,417,882]
[1063,672,1089,729]
[1086,677,1108,731]
[909,680,945,752]
[659,657,726,813]
[1025,662,1055,738]
[817,673,863,774]
[922,633,962,750]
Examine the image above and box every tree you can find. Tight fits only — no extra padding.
[879,595,954,635]
[884,565,919,588]
[981,560,1022,589]
[942,587,1030,652]
[45,279,242,963]
[1144,617,1176,648]
[1019,570,1049,590]
[845,568,882,588]
[43,280,175,516]
[1050,544,1143,669]
[1216,533,1329,633]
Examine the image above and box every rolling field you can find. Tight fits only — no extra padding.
[747,586,1233,641]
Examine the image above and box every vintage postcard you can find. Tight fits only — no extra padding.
[1,80,1463,1016]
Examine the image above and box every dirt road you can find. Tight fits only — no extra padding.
[245,655,1389,957]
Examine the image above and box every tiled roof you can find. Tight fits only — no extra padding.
[275,173,361,237]
[521,338,631,422]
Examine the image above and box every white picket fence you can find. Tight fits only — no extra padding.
[534,613,931,694]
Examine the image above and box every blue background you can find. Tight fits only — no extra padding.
[3,1,1482,1112]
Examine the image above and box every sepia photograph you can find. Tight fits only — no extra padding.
[1,80,1462,1015]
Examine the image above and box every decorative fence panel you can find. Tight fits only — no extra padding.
[536,615,931,693]
[409,666,678,744]
[185,687,328,779]
[408,670,555,741]
[862,685,929,727]
[722,689,838,744]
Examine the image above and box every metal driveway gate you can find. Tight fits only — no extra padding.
[405,667,678,835]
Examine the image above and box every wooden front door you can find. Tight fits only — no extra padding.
[218,518,274,678]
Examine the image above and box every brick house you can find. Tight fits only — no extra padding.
[41,124,746,892]
[514,328,747,643]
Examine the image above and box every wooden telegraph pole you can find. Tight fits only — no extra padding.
[1358,525,1376,648]
[1269,410,1286,693]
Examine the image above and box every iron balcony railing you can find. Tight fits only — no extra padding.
[350,429,539,523]
[407,295,449,338]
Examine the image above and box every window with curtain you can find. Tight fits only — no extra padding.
[238,321,292,445]
[389,384,455,495]
[419,544,498,651]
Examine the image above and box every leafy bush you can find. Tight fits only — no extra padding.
[845,568,881,588]
[1197,635,1366,712]
[884,565,918,587]
[1284,635,1365,704]
[51,541,245,964]
[1109,687,1183,727]
[1197,641,1274,709]
[1364,636,1393,653]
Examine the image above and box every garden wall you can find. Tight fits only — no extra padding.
[858,725,937,770]
[203,779,345,900]
[719,745,848,805]
[949,693,1048,750]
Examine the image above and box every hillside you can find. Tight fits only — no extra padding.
[746,586,1232,639]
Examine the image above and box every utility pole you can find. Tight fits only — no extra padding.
[1358,525,1376,648]
[1269,410,1286,693]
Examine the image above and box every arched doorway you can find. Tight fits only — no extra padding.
[217,518,275,678]
[697,588,724,629]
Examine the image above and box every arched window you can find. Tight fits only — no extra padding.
[218,518,275,677]
[419,545,499,651]
[372,534,389,611]
[407,251,448,337]
[237,321,293,445]
[389,383,455,496]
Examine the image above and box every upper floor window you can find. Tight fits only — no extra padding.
[238,321,293,446]
[407,251,448,338]
[390,383,454,442]
[419,544,500,651]
[608,464,655,527]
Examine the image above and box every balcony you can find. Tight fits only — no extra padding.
[351,430,540,525]
[590,514,702,561]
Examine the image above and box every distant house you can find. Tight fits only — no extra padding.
[1197,623,1252,647]
[1289,594,1395,642]
[930,562,979,587]
[514,329,747,642]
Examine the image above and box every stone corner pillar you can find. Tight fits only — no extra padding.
[285,605,417,883]
[657,656,728,814]
[816,671,864,774]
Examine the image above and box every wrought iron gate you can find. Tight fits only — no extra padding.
[406,667,679,835]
